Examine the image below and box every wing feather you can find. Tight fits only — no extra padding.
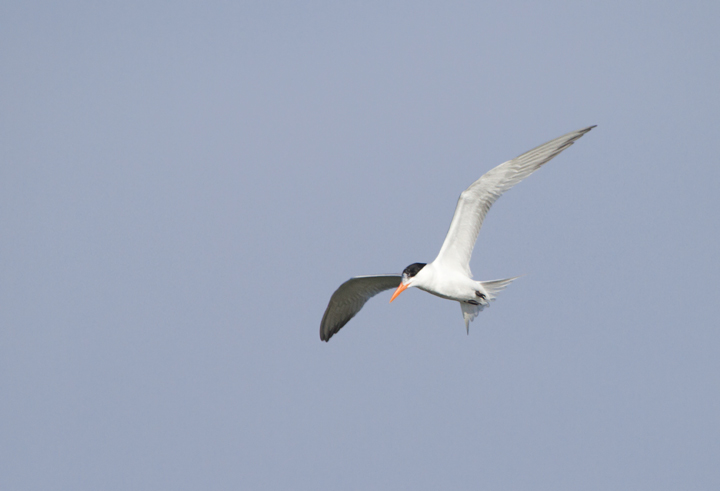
[434,126,595,276]
[320,275,402,341]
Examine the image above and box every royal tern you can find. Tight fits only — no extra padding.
[320,126,595,342]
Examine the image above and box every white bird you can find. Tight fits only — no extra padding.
[320,126,595,342]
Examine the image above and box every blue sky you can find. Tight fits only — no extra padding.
[2,1,719,489]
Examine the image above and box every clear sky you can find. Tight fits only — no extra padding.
[2,1,719,489]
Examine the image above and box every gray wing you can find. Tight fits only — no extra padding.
[320,275,402,342]
[434,126,595,276]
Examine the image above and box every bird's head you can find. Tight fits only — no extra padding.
[390,263,427,302]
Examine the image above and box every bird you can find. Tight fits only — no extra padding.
[319,126,595,342]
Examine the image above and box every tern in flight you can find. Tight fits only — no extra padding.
[320,126,595,342]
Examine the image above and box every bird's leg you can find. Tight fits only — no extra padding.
[466,300,480,306]
[475,291,486,300]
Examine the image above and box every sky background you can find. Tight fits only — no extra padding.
[2,1,719,489]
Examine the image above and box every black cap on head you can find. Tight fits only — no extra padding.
[402,263,426,278]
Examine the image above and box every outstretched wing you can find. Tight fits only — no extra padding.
[434,126,595,276]
[320,275,402,341]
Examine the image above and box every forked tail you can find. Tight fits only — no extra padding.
[481,276,521,300]
[461,276,521,334]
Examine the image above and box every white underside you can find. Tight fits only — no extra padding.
[409,262,519,334]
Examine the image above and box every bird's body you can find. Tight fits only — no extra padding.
[413,263,485,303]
[320,126,595,342]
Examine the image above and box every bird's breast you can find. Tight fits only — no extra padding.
[414,268,479,303]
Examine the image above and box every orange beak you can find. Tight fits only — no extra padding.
[389,282,408,303]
